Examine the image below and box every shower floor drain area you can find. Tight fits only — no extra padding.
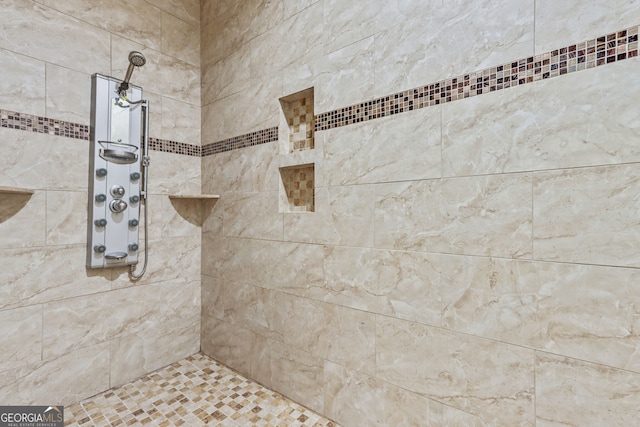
[64,353,339,427]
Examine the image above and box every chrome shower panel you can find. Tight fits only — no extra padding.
[87,74,144,269]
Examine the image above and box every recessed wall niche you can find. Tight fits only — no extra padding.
[279,164,315,212]
[279,87,314,153]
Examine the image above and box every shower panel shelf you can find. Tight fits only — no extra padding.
[0,186,34,195]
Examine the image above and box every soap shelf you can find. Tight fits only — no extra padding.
[168,194,220,227]
[0,186,34,195]
[168,194,220,200]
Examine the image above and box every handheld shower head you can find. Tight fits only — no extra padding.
[118,51,146,97]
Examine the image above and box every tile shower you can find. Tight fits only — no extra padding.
[2,1,640,426]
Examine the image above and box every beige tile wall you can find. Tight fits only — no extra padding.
[0,0,201,406]
[201,1,640,426]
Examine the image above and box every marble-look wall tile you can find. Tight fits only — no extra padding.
[109,323,200,387]
[202,142,278,194]
[200,0,237,28]
[323,361,385,426]
[45,63,91,123]
[383,381,440,427]
[0,49,45,116]
[322,0,412,54]
[535,0,640,53]
[312,36,374,113]
[146,151,200,195]
[273,293,376,375]
[201,274,223,320]
[0,244,111,311]
[0,192,46,249]
[324,246,441,326]
[249,1,324,79]
[201,0,284,66]
[0,343,110,406]
[376,316,535,426]
[212,281,279,340]
[161,97,201,145]
[45,191,87,245]
[0,305,42,373]
[324,361,449,426]
[442,60,640,177]
[268,340,325,414]
[283,0,320,19]
[431,403,494,427]
[201,77,281,143]
[153,0,200,24]
[374,0,533,97]
[202,236,325,300]
[0,1,111,76]
[281,37,374,114]
[44,0,162,51]
[137,192,164,243]
[323,105,441,186]
[201,48,251,105]
[283,185,375,247]
[0,130,88,191]
[43,279,200,358]
[536,353,640,426]
[375,174,532,258]
[161,11,200,66]
[533,164,640,267]
[201,199,223,236]
[222,191,283,240]
[442,256,640,373]
[200,316,255,377]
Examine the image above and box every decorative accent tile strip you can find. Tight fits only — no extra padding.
[3,25,638,157]
[148,137,201,156]
[1,109,90,140]
[315,25,639,131]
[201,126,279,156]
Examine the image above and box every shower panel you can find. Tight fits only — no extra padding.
[86,67,149,273]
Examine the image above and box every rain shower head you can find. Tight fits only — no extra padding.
[118,51,146,97]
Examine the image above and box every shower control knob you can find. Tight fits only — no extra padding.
[129,195,140,203]
[130,172,141,180]
[129,219,139,227]
[110,185,125,198]
[128,243,139,251]
[94,218,107,227]
[95,194,107,202]
[94,244,106,253]
[96,168,108,177]
[109,199,128,213]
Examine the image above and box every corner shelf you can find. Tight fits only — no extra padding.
[0,186,34,195]
[168,194,220,227]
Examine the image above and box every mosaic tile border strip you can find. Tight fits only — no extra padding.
[149,137,201,156]
[0,106,277,157]
[3,25,638,157]
[315,25,639,131]
[1,109,90,140]
[201,127,279,156]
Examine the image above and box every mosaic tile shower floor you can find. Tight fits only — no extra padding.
[64,353,339,427]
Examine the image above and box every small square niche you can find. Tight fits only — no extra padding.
[279,164,315,213]
[280,88,314,153]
